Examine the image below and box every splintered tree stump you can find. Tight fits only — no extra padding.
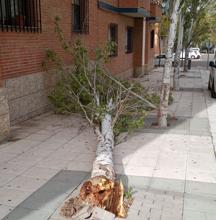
[61,176,126,219]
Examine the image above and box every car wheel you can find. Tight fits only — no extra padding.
[211,80,216,98]
[191,55,195,59]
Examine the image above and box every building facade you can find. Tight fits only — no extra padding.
[0,0,162,141]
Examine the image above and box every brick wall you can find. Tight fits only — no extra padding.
[0,0,160,124]
[0,0,135,80]
[0,0,138,123]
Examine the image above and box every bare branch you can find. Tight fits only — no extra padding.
[103,69,157,109]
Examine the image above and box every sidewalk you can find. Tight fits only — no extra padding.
[0,67,216,220]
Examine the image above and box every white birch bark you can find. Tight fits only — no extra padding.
[91,100,115,180]
[158,0,181,127]
[184,19,194,72]
[174,13,184,90]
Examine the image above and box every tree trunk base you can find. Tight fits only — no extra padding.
[61,176,127,219]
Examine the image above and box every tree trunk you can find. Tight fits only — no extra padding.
[158,0,181,128]
[184,19,194,72]
[183,48,189,72]
[174,13,184,90]
[91,112,115,180]
[61,101,126,218]
[79,110,126,217]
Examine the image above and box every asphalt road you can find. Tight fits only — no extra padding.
[191,53,215,68]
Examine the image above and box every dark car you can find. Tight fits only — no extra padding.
[208,60,216,98]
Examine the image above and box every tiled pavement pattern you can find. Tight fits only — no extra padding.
[0,67,216,219]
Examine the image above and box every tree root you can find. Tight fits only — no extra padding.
[61,176,127,219]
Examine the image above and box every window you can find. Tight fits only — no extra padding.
[109,23,118,57]
[150,30,155,48]
[72,0,89,33]
[0,0,42,32]
[126,26,133,53]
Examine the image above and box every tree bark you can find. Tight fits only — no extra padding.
[91,111,115,180]
[158,0,181,128]
[71,100,125,218]
[184,19,194,72]
[174,13,184,90]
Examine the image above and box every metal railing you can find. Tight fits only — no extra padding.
[0,0,42,32]
[151,0,162,7]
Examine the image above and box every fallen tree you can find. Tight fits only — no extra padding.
[45,17,158,218]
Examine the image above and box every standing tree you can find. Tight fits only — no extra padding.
[173,11,185,90]
[158,0,181,127]
[45,17,158,218]
[182,0,214,72]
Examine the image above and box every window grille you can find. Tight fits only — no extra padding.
[0,0,42,32]
[150,30,155,48]
[109,23,118,57]
[72,0,89,33]
[126,26,133,53]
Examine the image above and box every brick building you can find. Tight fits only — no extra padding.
[0,0,162,141]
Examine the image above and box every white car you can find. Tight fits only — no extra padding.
[189,48,201,59]
[208,60,216,98]
[173,50,198,59]
[190,47,200,52]
[183,51,198,59]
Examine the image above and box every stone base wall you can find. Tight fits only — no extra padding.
[2,68,134,126]
[0,88,10,142]
[134,62,155,77]
[3,71,58,125]
[117,68,134,79]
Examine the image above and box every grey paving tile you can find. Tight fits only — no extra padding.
[185,181,216,198]
[189,118,210,133]
[0,188,31,207]
[206,212,216,220]
[184,194,216,212]
[2,207,51,220]
[22,167,59,180]
[5,170,89,218]
[51,170,89,184]
[0,205,14,220]
[149,177,185,194]
[19,190,68,213]
[5,176,47,192]
[117,174,151,190]
[183,210,206,220]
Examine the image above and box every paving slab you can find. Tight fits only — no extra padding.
[0,67,216,220]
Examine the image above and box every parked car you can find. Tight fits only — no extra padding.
[173,50,199,59]
[190,47,200,52]
[190,48,201,59]
[208,60,216,98]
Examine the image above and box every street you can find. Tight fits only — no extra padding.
[191,53,215,68]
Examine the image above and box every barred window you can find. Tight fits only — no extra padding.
[109,23,118,57]
[0,0,42,32]
[72,0,89,33]
[126,26,133,53]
